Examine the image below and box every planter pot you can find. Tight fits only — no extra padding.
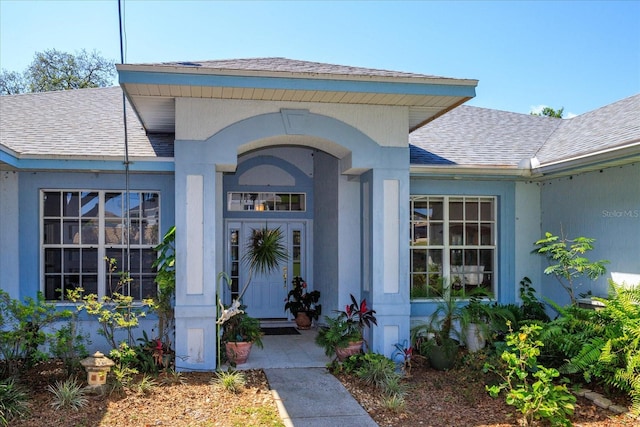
[225,341,253,365]
[428,341,459,371]
[465,323,486,353]
[335,340,363,361]
[294,311,312,330]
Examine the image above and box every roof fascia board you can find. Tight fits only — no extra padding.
[116,64,479,86]
[0,156,175,172]
[118,70,477,98]
[410,164,528,180]
[536,142,640,176]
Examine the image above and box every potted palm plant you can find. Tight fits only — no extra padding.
[411,289,462,370]
[217,226,288,365]
[315,294,377,361]
[284,276,321,329]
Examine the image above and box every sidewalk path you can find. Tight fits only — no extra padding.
[265,367,379,427]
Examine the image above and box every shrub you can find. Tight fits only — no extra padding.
[485,323,576,427]
[0,290,70,375]
[561,282,640,415]
[48,378,88,411]
[534,232,608,304]
[0,378,30,426]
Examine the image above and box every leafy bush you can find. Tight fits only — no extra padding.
[534,232,608,304]
[485,323,576,427]
[0,290,70,375]
[50,322,90,377]
[48,378,88,411]
[0,378,30,426]
[561,282,640,415]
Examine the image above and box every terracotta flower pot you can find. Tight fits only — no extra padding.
[225,341,253,364]
[295,311,312,330]
[335,340,363,361]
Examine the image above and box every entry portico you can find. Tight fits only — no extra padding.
[118,58,478,370]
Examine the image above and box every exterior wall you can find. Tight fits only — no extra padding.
[176,98,407,149]
[514,181,543,300]
[313,151,340,311]
[5,170,174,353]
[539,163,640,305]
[409,177,517,321]
[0,170,20,298]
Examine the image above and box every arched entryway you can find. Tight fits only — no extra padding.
[173,109,410,371]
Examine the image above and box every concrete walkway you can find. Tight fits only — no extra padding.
[235,326,378,426]
[265,367,378,427]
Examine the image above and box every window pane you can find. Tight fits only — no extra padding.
[141,277,157,299]
[45,276,62,300]
[44,219,60,244]
[63,249,80,273]
[63,220,80,244]
[82,275,98,295]
[43,192,61,216]
[62,192,80,217]
[81,219,98,244]
[411,273,428,298]
[429,223,443,245]
[81,192,99,217]
[430,200,443,221]
[465,200,479,220]
[45,249,61,273]
[82,249,98,273]
[105,220,123,244]
[105,193,123,218]
[481,201,494,221]
[450,223,463,245]
[449,199,463,220]
[465,224,479,245]
[480,223,494,245]
[128,192,141,219]
[412,248,427,272]
[141,221,159,245]
[141,250,156,273]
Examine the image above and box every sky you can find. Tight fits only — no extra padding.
[1,0,639,117]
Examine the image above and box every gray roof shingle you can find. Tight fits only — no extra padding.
[0,86,174,158]
[410,94,640,167]
[535,94,640,164]
[142,57,459,81]
[409,105,561,166]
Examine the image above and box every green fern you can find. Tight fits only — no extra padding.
[562,282,640,415]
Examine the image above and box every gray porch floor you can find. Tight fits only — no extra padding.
[235,322,332,369]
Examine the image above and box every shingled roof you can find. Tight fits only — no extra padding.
[410,94,640,168]
[0,86,173,159]
[409,105,561,166]
[135,57,457,81]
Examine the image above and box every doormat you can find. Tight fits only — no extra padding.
[261,327,300,336]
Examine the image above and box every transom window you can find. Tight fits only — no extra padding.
[410,196,496,299]
[227,192,306,212]
[42,190,160,301]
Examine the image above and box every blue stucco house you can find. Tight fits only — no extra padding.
[1,58,638,370]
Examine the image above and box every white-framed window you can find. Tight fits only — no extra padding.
[410,195,497,299]
[227,192,306,212]
[41,190,160,301]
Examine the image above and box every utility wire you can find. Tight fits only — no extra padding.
[118,0,132,282]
